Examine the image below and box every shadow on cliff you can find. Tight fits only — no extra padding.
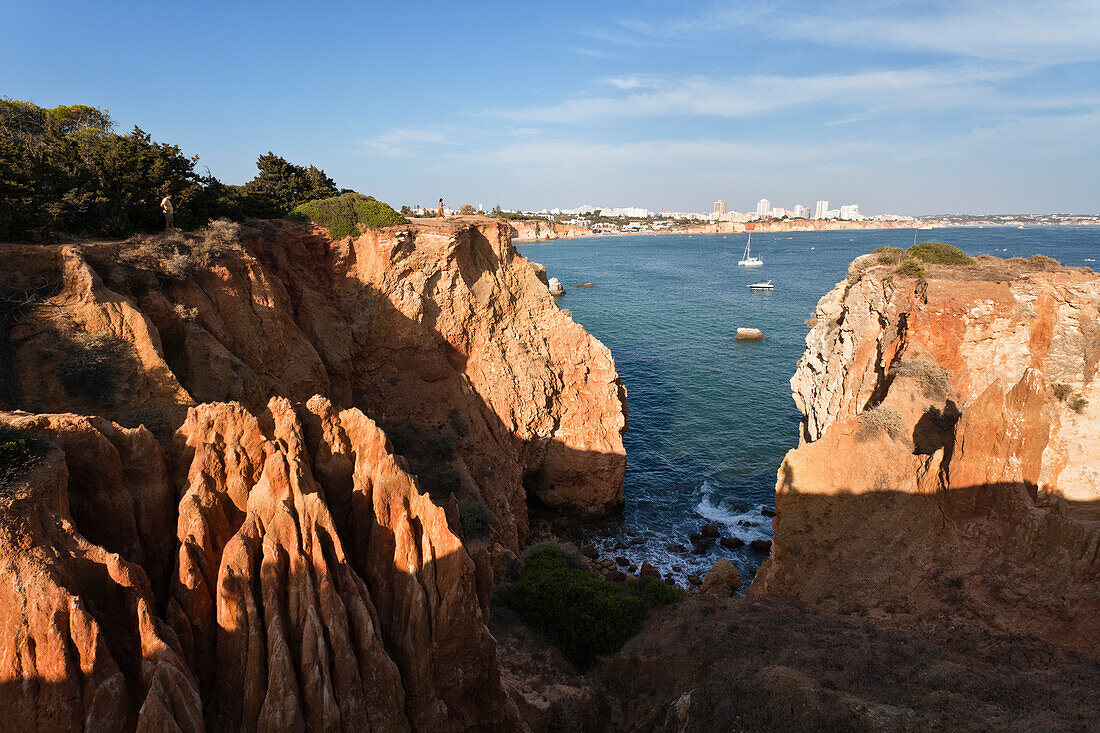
[759,470,1100,658]
[1,224,632,728]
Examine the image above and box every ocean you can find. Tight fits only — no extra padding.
[517,226,1100,586]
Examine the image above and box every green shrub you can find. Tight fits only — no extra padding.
[857,405,906,443]
[1029,254,1060,270]
[500,547,663,668]
[458,497,491,540]
[1053,383,1072,401]
[874,246,905,264]
[57,332,130,404]
[898,258,927,277]
[624,576,685,607]
[289,192,408,239]
[0,426,46,490]
[907,241,972,265]
[891,359,953,400]
[1069,396,1089,414]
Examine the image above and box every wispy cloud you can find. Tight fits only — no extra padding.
[612,1,1100,64]
[484,65,1038,123]
[355,127,459,157]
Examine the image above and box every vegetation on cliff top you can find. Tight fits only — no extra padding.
[907,241,973,265]
[499,546,683,669]
[289,193,408,239]
[0,99,371,241]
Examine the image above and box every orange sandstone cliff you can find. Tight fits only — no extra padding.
[0,216,626,730]
[507,220,592,242]
[751,255,1100,655]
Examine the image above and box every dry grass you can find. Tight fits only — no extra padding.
[857,406,907,443]
[57,331,132,405]
[891,359,953,400]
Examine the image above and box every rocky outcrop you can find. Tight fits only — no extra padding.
[0,424,201,732]
[7,216,627,542]
[0,216,626,730]
[508,220,591,242]
[752,257,1100,656]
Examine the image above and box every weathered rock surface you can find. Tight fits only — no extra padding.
[0,434,201,732]
[0,218,626,730]
[508,220,591,242]
[8,217,627,545]
[752,258,1100,656]
[700,559,741,595]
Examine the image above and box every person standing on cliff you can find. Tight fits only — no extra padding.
[160,194,174,230]
[438,198,444,217]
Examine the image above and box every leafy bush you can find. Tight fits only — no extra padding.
[1,99,344,241]
[857,405,906,443]
[458,497,491,539]
[891,359,953,400]
[0,426,46,491]
[1029,254,1060,270]
[458,204,477,215]
[1069,396,1088,414]
[290,193,408,239]
[874,246,905,264]
[57,332,130,404]
[238,152,339,219]
[898,258,927,277]
[1053,383,1072,401]
[499,547,681,668]
[907,242,972,265]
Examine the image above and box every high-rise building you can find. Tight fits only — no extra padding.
[813,200,829,219]
[840,204,860,220]
[756,198,771,217]
[793,204,809,218]
[713,200,727,217]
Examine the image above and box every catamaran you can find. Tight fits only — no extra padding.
[737,233,763,267]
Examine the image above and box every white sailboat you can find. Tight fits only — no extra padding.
[738,233,763,267]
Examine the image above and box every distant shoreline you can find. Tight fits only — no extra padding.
[512,219,1100,244]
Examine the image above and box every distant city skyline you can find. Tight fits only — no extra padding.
[3,1,1098,214]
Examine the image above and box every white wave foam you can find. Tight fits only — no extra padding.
[693,481,773,542]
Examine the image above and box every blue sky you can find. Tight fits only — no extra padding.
[3,1,1098,214]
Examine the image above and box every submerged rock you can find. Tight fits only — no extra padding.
[750,539,773,554]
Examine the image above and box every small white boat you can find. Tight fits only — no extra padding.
[738,233,763,267]
[748,280,774,291]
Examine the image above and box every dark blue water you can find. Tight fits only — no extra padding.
[518,226,1099,584]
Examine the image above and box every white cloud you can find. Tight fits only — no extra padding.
[356,127,458,157]
[485,65,1033,123]
[619,1,1100,64]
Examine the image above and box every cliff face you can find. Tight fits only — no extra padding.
[508,220,591,242]
[751,256,1100,655]
[0,217,626,729]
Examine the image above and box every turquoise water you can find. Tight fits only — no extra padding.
[518,226,1099,584]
